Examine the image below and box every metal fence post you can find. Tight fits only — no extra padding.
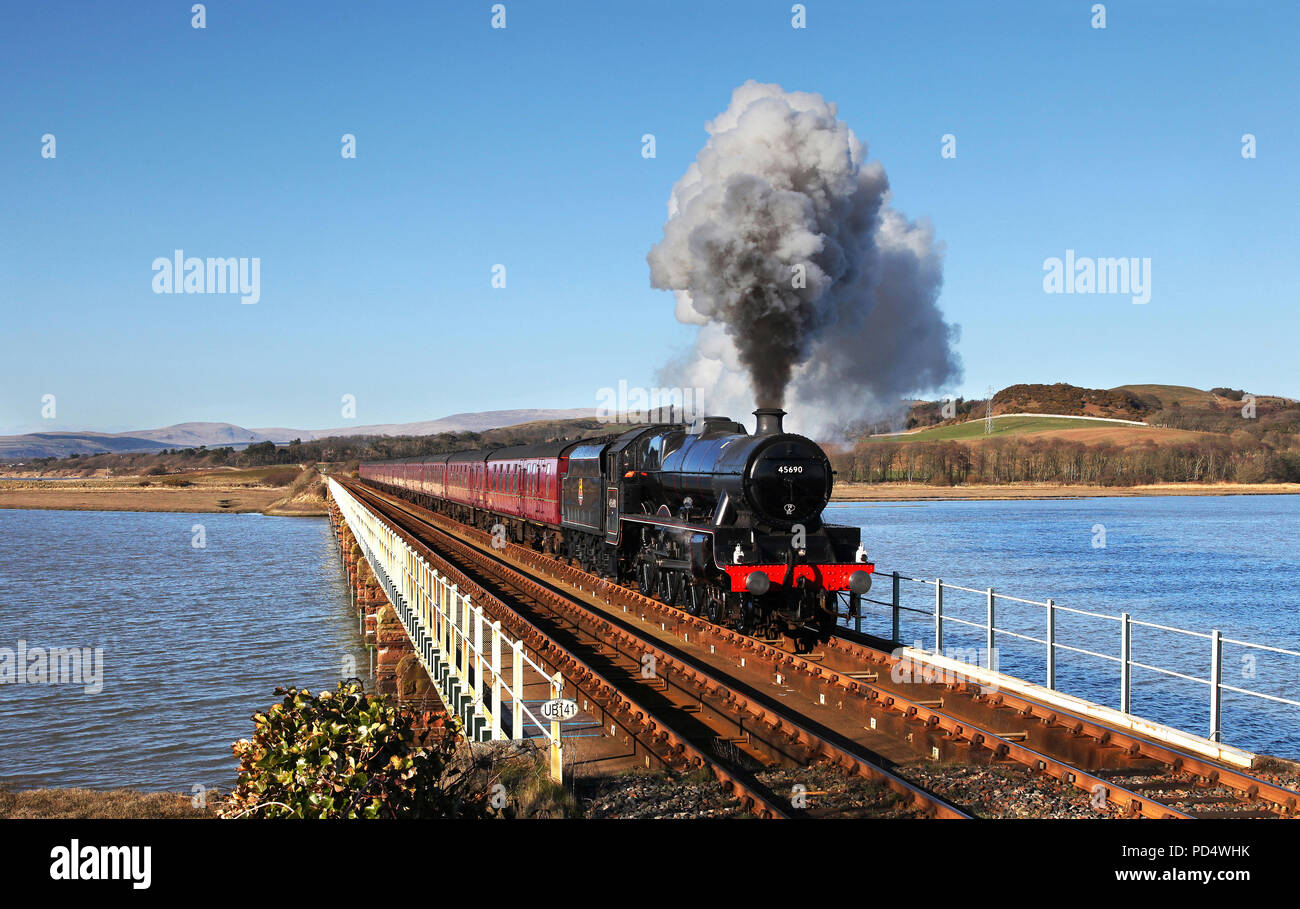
[891,572,900,644]
[423,562,432,636]
[450,583,461,669]
[490,621,502,740]
[850,590,861,634]
[461,593,471,682]
[986,587,996,666]
[549,672,564,784]
[512,639,524,740]
[1120,612,1132,714]
[473,606,484,718]
[1210,629,1222,742]
[437,574,447,657]
[1045,598,1056,690]
[934,579,944,654]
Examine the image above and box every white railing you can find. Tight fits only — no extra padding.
[330,479,563,780]
[841,572,1300,748]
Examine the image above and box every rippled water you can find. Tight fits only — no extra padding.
[2,496,1296,793]
[0,509,366,792]
[832,494,1300,758]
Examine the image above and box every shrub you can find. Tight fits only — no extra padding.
[262,468,300,487]
[220,682,491,819]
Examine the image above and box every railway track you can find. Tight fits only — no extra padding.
[346,479,1300,819]
[821,628,1300,819]
[342,479,969,819]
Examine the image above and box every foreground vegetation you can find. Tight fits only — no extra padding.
[220,682,576,819]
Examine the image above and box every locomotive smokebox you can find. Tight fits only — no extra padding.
[753,408,787,436]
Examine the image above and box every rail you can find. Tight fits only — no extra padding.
[839,571,1300,747]
[330,479,564,779]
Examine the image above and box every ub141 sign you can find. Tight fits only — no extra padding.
[540,698,579,722]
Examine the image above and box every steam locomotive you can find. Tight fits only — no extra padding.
[359,408,873,641]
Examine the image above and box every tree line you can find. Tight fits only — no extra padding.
[835,435,1300,486]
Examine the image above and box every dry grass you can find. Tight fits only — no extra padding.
[0,465,319,514]
[0,785,219,819]
[263,465,329,516]
[0,485,283,513]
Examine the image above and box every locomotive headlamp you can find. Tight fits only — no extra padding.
[745,570,772,596]
[849,570,873,596]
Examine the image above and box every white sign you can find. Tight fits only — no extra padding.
[540,698,579,722]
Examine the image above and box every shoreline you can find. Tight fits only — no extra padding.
[0,472,329,516]
[1,478,1296,513]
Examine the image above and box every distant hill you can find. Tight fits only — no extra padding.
[0,432,174,459]
[844,383,1300,486]
[869,415,1182,444]
[125,422,279,447]
[875,382,1300,443]
[991,383,1153,420]
[1113,384,1221,410]
[251,408,597,443]
[0,408,597,459]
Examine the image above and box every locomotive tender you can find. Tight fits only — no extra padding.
[359,408,873,640]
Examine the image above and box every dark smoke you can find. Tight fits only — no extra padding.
[647,81,960,432]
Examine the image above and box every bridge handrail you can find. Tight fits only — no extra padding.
[840,568,1300,746]
[329,479,564,766]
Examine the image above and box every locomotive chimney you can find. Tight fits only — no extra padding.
[753,408,786,436]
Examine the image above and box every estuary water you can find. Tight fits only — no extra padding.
[0,495,1296,794]
[0,509,366,792]
[831,494,1300,758]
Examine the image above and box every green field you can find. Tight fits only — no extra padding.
[868,416,1142,442]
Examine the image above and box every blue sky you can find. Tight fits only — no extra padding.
[2,1,1296,434]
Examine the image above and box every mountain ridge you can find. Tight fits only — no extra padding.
[0,408,597,459]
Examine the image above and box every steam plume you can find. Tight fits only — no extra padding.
[647,80,961,436]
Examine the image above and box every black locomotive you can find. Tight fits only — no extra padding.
[361,408,873,641]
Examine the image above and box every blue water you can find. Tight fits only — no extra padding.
[832,494,1300,759]
[1,498,1296,792]
[0,510,366,792]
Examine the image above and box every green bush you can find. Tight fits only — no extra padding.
[221,682,490,819]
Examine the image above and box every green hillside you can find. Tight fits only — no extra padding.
[869,416,1124,442]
